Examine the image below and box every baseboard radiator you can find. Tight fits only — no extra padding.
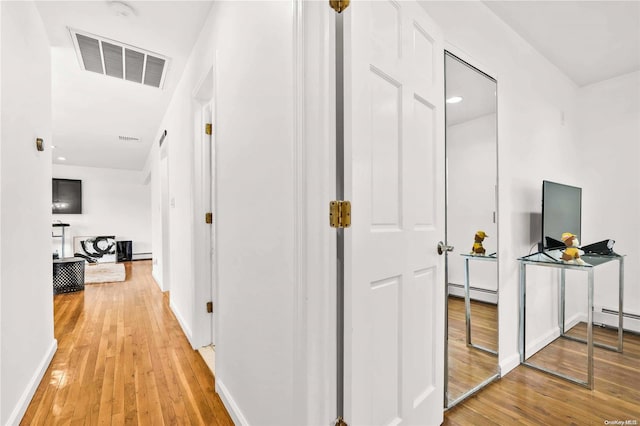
[448,283,498,305]
[594,307,640,334]
[132,252,152,260]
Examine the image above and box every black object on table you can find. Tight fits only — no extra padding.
[53,257,85,294]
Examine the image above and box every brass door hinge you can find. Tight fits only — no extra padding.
[329,0,350,13]
[205,212,213,224]
[330,200,351,228]
[206,301,213,313]
[205,123,212,135]
[334,417,348,426]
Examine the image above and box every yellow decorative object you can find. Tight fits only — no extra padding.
[560,232,585,265]
[471,230,488,255]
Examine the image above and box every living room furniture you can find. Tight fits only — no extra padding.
[518,250,624,389]
[53,257,85,294]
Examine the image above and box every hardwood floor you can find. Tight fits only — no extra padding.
[447,296,499,402]
[22,260,640,425]
[22,260,233,426]
[445,322,640,425]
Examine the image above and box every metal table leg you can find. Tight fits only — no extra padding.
[562,258,624,353]
[464,257,471,346]
[61,226,66,258]
[465,257,497,355]
[618,256,624,352]
[587,268,594,389]
[519,261,526,363]
[560,268,566,335]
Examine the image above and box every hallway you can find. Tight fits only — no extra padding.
[22,261,233,425]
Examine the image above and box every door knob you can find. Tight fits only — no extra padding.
[437,241,454,255]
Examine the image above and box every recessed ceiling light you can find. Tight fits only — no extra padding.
[446,96,463,104]
[51,145,56,149]
[57,156,66,161]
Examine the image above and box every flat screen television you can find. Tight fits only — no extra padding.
[542,180,581,250]
[52,178,82,214]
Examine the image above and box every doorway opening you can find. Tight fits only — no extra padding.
[193,66,217,373]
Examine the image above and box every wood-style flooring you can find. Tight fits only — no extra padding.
[446,320,640,424]
[22,260,640,425]
[21,260,234,426]
[447,297,499,403]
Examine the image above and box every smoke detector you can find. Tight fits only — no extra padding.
[109,1,136,17]
[70,28,169,89]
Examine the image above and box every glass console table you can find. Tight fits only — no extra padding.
[461,253,498,356]
[518,250,624,389]
[52,223,70,258]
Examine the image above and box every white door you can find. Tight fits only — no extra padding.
[344,1,445,425]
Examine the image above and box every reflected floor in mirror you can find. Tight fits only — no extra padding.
[444,325,640,424]
[447,296,498,401]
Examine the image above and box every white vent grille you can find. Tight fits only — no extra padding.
[70,28,168,89]
[118,135,140,142]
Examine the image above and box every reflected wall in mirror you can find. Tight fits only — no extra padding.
[444,51,499,408]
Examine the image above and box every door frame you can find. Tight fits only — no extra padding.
[159,144,171,292]
[192,66,215,349]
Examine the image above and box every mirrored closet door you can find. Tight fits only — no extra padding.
[444,51,499,408]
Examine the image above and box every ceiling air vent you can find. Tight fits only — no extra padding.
[70,28,168,89]
[118,135,140,142]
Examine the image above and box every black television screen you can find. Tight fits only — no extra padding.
[542,180,581,249]
[52,179,82,214]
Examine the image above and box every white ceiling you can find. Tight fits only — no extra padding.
[36,1,639,171]
[36,1,213,171]
[445,54,496,126]
[484,1,640,87]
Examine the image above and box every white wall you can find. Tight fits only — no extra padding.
[148,143,168,289]
[447,113,498,296]
[147,3,214,348]
[578,71,640,330]
[0,2,56,424]
[147,1,336,424]
[422,1,581,373]
[212,3,298,423]
[52,164,152,258]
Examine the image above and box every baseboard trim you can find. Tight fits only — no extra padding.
[565,312,586,332]
[524,313,584,357]
[151,268,163,291]
[5,339,58,426]
[500,352,520,376]
[169,299,194,349]
[216,379,250,426]
[526,326,560,357]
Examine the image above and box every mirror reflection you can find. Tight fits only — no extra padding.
[444,52,499,407]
